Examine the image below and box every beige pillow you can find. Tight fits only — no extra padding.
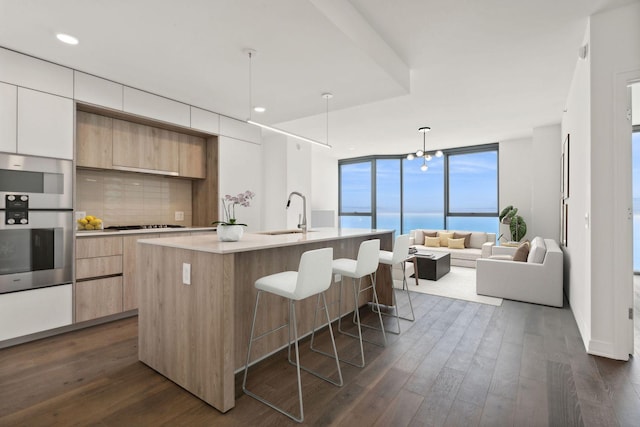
[425,236,440,247]
[438,231,454,247]
[453,232,471,248]
[513,241,530,262]
[448,237,465,249]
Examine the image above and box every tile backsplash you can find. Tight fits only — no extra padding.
[76,169,192,227]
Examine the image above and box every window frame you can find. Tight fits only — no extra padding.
[445,143,500,221]
[338,143,499,233]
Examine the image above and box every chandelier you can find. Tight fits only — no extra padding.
[406,127,443,171]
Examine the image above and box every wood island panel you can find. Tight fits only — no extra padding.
[136,230,392,413]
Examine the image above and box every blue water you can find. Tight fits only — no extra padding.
[340,212,499,237]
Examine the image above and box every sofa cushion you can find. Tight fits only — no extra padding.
[425,236,440,247]
[448,237,466,249]
[453,232,471,248]
[489,254,514,261]
[469,232,488,249]
[513,241,530,262]
[527,237,547,263]
[424,246,481,261]
[438,231,454,247]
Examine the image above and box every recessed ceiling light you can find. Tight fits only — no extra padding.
[56,33,79,45]
[253,106,266,113]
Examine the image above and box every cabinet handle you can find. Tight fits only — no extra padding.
[113,165,179,176]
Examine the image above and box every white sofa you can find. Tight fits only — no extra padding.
[476,237,563,307]
[409,229,496,268]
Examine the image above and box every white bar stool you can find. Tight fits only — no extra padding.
[242,247,342,423]
[318,238,385,368]
[378,234,415,329]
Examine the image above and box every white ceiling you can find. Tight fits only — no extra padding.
[0,0,634,159]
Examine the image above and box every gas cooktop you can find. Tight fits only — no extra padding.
[104,224,187,231]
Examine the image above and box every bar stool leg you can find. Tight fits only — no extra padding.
[243,292,305,422]
[400,262,415,321]
[303,293,344,386]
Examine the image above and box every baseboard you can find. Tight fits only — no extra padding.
[587,339,628,360]
[0,310,138,350]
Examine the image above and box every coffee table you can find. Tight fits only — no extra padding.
[412,251,451,284]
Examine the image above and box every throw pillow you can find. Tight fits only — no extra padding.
[425,236,440,247]
[423,231,437,242]
[453,232,471,248]
[438,231,454,247]
[448,237,465,249]
[469,232,487,249]
[527,237,547,263]
[512,241,530,262]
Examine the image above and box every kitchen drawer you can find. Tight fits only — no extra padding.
[76,255,123,280]
[76,236,123,258]
[75,276,123,322]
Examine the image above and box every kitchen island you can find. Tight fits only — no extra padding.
[136,228,393,412]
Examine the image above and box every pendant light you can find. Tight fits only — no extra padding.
[244,49,331,149]
[407,126,443,171]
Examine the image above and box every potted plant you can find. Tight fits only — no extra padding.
[213,190,255,241]
[499,205,527,242]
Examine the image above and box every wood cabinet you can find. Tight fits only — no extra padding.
[17,88,73,159]
[122,234,157,311]
[112,119,180,175]
[179,134,206,178]
[77,111,207,179]
[76,111,113,169]
[75,236,124,323]
[0,82,17,153]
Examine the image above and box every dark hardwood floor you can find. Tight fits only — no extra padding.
[1,292,640,426]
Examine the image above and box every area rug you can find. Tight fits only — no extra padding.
[395,266,503,306]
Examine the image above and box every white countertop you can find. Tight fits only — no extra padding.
[75,226,216,237]
[137,228,393,254]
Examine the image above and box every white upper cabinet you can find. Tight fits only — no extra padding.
[0,82,17,153]
[74,71,123,111]
[123,87,190,127]
[0,47,73,98]
[219,116,261,144]
[17,88,73,159]
[190,106,219,134]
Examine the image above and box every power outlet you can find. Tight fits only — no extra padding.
[182,263,191,285]
[334,273,341,282]
[175,211,185,221]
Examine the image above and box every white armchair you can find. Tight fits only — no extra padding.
[476,238,563,307]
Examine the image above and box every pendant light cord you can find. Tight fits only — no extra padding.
[326,95,329,145]
[248,51,253,121]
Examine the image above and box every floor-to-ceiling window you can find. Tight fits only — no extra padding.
[447,148,499,236]
[632,126,640,272]
[339,160,372,228]
[338,144,498,236]
[376,158,402,233]
[402,156,444,231]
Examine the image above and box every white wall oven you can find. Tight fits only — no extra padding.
[0,153,73,294]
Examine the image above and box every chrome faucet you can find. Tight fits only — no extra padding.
[286,191,307,233]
